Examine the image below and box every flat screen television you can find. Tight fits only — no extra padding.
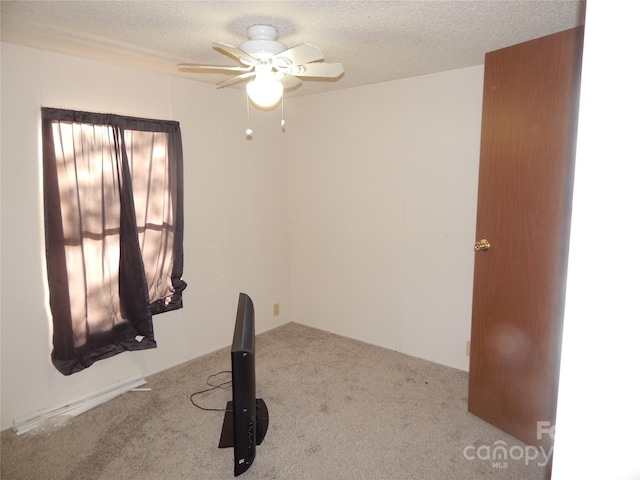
[218,293,269,476]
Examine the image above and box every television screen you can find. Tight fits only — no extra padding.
[218,293,269,476]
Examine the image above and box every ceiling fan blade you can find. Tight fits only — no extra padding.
[291,62,344,78]
[212,42,257,66]
[216,72,255,88]
[273,43,324,67]
[278,73,302,90]
[178,63,253,74]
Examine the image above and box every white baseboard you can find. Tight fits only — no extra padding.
[12,374,147,435]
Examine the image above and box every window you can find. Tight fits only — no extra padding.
[41,108,186,375]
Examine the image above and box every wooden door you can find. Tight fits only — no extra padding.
[468,27,584,451]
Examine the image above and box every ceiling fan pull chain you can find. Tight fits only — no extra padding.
[245,92,253,137]
[281,95,286,132]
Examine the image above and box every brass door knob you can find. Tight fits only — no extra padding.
[474,239,491,251]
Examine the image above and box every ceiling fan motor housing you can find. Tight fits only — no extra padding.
[240,24,287,60]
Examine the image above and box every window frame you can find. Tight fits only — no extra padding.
[41,108,186,375]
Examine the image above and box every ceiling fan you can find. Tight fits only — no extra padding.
[178,24,344,108]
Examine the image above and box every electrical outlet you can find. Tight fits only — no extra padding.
[466,341,471,357]
[273,303,280,316]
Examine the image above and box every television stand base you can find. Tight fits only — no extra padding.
[218,398,269,448]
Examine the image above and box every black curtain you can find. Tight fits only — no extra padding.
[41,108,186,375]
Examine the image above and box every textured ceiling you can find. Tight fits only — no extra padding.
[1,0,585,98]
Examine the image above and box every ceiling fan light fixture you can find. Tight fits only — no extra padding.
[181,23,343,115]
[246,72,283,108]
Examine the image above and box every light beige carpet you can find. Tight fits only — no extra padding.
[1,323,550,479]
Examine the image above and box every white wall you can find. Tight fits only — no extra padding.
[0,43,291,430]
[552,2,640,478]
[287,67,484,371]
